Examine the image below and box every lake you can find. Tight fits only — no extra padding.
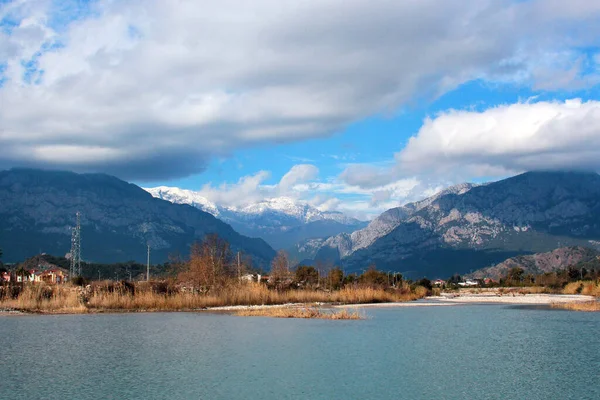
[1,305,599,399]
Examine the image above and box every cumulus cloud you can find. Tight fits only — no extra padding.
[198,164,320,208]
[192,161,440,219]
[197,170,272,207]
[278,164,319,192]
[396,99,600,179]
[1,0,600,179]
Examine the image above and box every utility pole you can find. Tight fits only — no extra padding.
[147,244,150,282]
[237,251,241,278]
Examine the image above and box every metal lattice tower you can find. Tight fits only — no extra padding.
[70,212,82,279]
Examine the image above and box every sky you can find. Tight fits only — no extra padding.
[1,0,600,220]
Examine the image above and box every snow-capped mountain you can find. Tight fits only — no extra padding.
[144,186,367,249]
[145,186,220,216]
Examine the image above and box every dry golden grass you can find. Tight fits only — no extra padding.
[514,286,552,294]
[562,281,600,296]
[0,282,427,314]
[552,301,600,312]
[235,307,364,319]
[0,284,86,314]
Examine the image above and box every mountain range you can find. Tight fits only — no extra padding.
[0,169,275,265]
[3,168,600,279]
[310,171,600,278]
[144,186,366,249]
[467,246,600,281]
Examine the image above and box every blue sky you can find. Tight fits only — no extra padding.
[1,0,600,219]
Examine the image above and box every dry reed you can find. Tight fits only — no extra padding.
[0,282,427,314]
[562,281,600,296]
[235,307,364,319]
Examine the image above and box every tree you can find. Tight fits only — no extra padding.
[16,266,29,283]
[506,267,524,284]
[180,234,233,289]
[295,265,318,286]
[359,265,388,287]
[327,267,344,290]
[270,250,291,289]
[415,278,432,291]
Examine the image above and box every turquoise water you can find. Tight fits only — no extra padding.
[1,305,599,399]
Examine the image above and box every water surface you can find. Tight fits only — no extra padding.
[1,305,599,399]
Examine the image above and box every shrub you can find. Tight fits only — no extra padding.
[71,276,87,286]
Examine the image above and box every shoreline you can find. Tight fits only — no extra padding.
[2,293,596,316]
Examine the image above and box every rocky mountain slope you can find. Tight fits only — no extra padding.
[468,246,600,280]
[312,183,476,261]
[314,171,600,278]
[0,169,275,265]
[145,186,366,249]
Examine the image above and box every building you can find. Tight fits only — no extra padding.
[15,267,69,284]
[16,269,38,283]
[1,271,11,282]
[39,268,69,284]
[458,279,479,287]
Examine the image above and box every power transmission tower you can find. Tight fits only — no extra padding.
[70,211,82,280]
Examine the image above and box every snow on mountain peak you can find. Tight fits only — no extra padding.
[143,188,362,225]
[144,186,220,216]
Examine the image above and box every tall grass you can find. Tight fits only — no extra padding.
[562,280,600,296]
[0,282,428,314]
[0,285,85,313]
[235,307,364,319]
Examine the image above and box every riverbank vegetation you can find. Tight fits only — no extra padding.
[235,307,363,319]
[0,235,428,314]
[0,281,425,314]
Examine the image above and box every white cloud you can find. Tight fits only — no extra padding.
[278,164,319,192]
[1,0,600,179]
[191,162,444,220]
[196,97,600,219]
[197,171,271,208]
[198,164,320,208]
[396,99,600,179]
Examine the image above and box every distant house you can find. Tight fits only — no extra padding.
[39,268,69,284]
[1,271,11,282]
[12,255,69,284]
[16,269,38,283]
[458,279,479,287]
[15,267,69,284]
[432,279,446,287]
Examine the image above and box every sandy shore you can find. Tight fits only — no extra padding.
[334,293,597,308]
[431,293,596,304]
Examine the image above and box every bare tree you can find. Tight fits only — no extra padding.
[270,250,291,289]
[180,234,233,290]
